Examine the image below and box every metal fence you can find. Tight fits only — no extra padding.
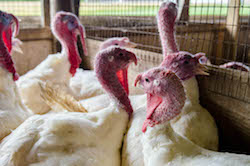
[79,0,250,103]
[0,0,249,102]
[0,0,41,28]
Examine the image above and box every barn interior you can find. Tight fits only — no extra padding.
[0,0,249,156]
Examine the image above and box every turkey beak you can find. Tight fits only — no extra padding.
[126,41,137,48]
[128,52,137,66]
[194,53,209,75]
[196,64,209,76]
[134,74,142,87]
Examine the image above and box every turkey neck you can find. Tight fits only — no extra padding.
[182,77,200,104]
[157,10,178,57]
[142,95,190,166]
[142,120,179,165]
[0,33,17,81]
[95,62,133,117]
[61,37,81,75]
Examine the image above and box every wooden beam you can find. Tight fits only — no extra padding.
[18,28,53,41]
[225,0,241,61]
[41,0,50,27]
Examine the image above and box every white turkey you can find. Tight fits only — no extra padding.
[122,2,218,166]
[0,11,31,141]
[17,11,87,114]
[136,67,250,166]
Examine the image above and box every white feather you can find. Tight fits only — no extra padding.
[142,121,250,166]
[17,52,72,114]
[0,95,129,166]
[0,69,31,141]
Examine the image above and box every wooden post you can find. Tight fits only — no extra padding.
[177,0,189,22]
[225,0,241,61]
[73,0,80,16]
[215,28,225,64]
[41,0,50,27]
[50,0,74,18]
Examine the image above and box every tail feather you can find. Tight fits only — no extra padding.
[39,82,88,113]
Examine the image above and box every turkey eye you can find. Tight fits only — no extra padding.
[184,60,189,64]
[119,53,123,56]
[172,62,178,68]
[114,43,118,46]
[145,78,150,82]
[108,56,114,62]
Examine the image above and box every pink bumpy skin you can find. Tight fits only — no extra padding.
[135,67,186,132]
[95,46,137,117]
[219,62,249,72]
[157,2,209,80]
[0,11,19,81]
[99,37,137,50]
[160,51,209,81]
[157,1,178,56]
[51,11,88,76]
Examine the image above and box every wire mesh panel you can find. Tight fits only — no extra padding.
[0,0,42,28]
[79,0,250,103]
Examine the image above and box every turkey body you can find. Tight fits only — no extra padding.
[0,102,128,166]
[17,11,87,115]
[17,52,72,114]
[142,122,250,166]
[69,69,104,100]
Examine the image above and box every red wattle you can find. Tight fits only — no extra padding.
[142,94,162,132]
[142,119,150,133]
[116,68,129,95]
[0,48,19,81]
[2,28,12,53]
[68,46,82,76]
[13,72,19,81]
[146,94,162,119]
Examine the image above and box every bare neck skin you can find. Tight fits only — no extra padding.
[157,6,178,57]
[157,4,200,104]
[60,36,81,76]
